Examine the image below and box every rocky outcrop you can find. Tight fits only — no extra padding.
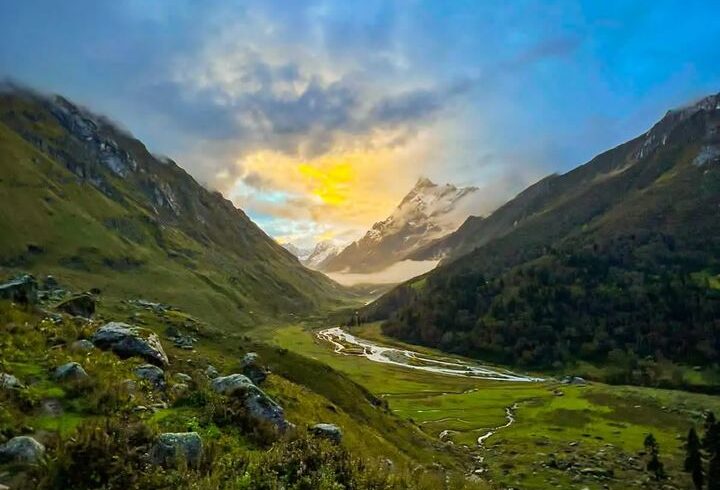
[53,362,88,381]
[205,365,219,379]
[0,436,45,463]
[211,374,287,431]
[91,322,169,367]
[0,274,37,304]
[134,364,166,390]
[241,352,267,385]
[150,432,203,468]
[0,373,23,389]
[56,294,96,317]
[309,423,342,443]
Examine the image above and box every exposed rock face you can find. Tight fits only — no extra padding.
[211,374,287,431]
[53,362,88,381]
[91,322,169,367]
[309,423,343,443]
[0,274,37,304]
[0,436,45,463]
[150,432,203,468]
[70,339,95,352]
[205,365,219,379]
[0,373,23,389]
[134,364,166,390]
[241,352,267,385]
[57,294,96,317]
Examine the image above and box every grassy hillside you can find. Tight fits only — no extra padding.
[365,93,720,386]
[0,89,352,328]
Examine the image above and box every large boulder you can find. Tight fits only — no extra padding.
[53,362,88,381]
[205,364,219,379]
[0,274,37,304]
[309,423,342,444]
[57,294,96,317]
[91,322,169,367]
[0,436,45,463]
[0,373,23,390]
[211,374,287,431]
[241,352,267,385]
[151,432,203,468]
[134,364,166,390]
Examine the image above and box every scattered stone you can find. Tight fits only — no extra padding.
[0,274,37,304]
[171,383,189,397]
[205,364,219,379]
[579,467,613,478]
[241,352,267,385]
[211,374,287,431]
[91,322,169,367]
[561,376,587,385]
[151,432,203,468]
[56,294,96,317]
[70,339,95,352]
[174,372,192,383]
[0,372,23,389]
[0,436,45,463]
[134,364,166,390]
[53,362,88,381]
[309,423,342,443]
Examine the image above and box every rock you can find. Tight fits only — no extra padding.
[241,352,267,385]
[151,432,203,468]
[579,467,613,478]
[0,436,45,463]
[57,294,96,318]
[174,372,192,383]
[211,374,287,431]
[171,383,189,396]
[134,364,166,390]
[0,372,23,389]
[309,423,342,443]
[0,274,37,304]
[43,275,59,290]
[70,339,95,352]
[91,322,169,367]
[561,376,587,385]
[53,362,88,381]
[205,364,219,379]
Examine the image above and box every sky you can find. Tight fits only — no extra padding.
[1,1,720,248]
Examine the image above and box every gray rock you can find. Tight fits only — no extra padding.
[43,275,59,290]
[174,372,192,383]
[0,372,23,389]
[70,339,95,352]
[0,274,37,304]
[57,294,96,318]
[54,362,88,381]
[91,322,169,367]
[309,423,342,443]
[211,374,287,431]
[241,352,267,385]
[151,432,203,468]
[171,383,189,396]
[0,436,45,463]
[205,364,219,379]
[134,364,166,390]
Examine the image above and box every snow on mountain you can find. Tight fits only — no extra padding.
[282,242,312,261]
[319,177,481,273]
[304,240,342,269]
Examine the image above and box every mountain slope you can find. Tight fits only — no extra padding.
[0,88,349,327]
[364,93,720,374]
[320,178,479,273]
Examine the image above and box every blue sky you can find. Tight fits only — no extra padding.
[1,1,719,245]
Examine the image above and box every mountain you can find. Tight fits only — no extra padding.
[0,87,349,327]
[304,240,342,269]
[319,178,479,273]
[364,92,720,377]
[281,242,312,261]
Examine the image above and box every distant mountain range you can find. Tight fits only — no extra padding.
[317,178,480,274]
[364,92,720,374]
[0,87,349,327]
[282,240,342,270]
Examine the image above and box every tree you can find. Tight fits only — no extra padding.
[706,412,720,490]
[644,433,666,481]
[684,427,704,490]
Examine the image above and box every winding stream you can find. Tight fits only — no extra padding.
[316,327,542,382]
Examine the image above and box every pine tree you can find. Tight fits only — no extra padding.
[684,427,704,490]
[644,433,666,481]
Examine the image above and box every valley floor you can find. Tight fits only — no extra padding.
[265,321,720,489]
